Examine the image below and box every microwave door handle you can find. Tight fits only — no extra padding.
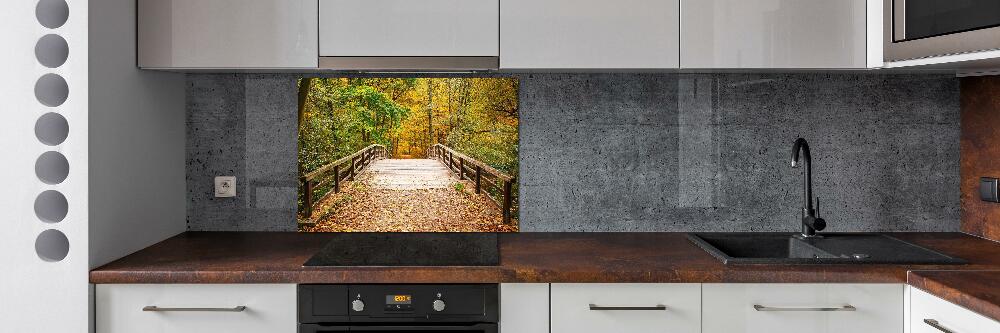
[893,0,906,41]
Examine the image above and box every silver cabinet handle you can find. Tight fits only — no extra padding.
[753,304,856,312]
[142,306,247,312]
[924,319,955,333]
[589,304,667,311]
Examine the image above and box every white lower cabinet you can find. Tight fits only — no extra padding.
[702,283,904,333]
[910,287,1000,333]
[95,282,999,333]
[96,284,297,333]
[500,283,549,333]
[551,283,701,333]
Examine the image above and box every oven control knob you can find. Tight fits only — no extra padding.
[432,299,446,312]
[351,299,365,312]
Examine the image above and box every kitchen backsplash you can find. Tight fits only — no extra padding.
[186,73,960,232]
[960,76,1000,242]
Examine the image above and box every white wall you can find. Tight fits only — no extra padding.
[1,0,184,330]
[0,0,90,331]
[88,0,186,269]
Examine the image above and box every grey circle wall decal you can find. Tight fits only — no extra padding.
[35,112,69,146]
[35,0,69,29]
[35,151,69,184]
[35,34,69,68]
[34,73,69,107]
[34,190,68,223]
[35,229,69,262]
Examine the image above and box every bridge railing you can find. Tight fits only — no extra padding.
[428,144,516,224]
[300,144,387,217]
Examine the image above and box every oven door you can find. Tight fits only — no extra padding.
[300,323,498,333]
[885,0,1000,61]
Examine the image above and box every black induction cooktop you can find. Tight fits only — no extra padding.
[303,233,500,266]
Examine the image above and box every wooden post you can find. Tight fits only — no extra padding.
[502,180,513,224]
[302,178,313,217]
[333,165,340,193]
[475,166,481,193]
[459,159,465,180]
[350,156,356,180]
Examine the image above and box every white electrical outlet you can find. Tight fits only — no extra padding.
[215,176,236,197]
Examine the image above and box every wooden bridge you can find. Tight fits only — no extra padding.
[300,144,515,231]
[427,144,514,224]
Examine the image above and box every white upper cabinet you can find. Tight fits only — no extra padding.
[680,0,873,69]
[319,0,500,57]
[138,0,319,69]
[500,0,680,69]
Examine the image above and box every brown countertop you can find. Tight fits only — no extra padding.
[908,270,1000,322]
[90,232,1000,320]
[91,232,1000,284]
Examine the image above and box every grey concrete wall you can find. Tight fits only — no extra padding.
[186,74,299,231]
[186,73,960,232]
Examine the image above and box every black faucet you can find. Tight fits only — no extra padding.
[791,138,826,238]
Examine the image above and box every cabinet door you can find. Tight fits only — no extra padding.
[910,287,1000,333]
[680,0,867,68]
[501,0,680,69]
[138,0,318,69]
[551,283,700,333]
[96,284,297,333]
[500,284,548,333]
[319,0,499,57]
[702,283,903,333]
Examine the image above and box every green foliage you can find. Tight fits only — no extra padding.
[298,78,411,172]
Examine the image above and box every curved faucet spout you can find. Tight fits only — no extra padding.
[791,138,824,237]
[791,138,813,211]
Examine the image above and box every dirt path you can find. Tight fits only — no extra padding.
[302,159,517,232]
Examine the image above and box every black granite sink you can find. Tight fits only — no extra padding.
[687,233,966,265]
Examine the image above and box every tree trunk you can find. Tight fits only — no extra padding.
[296,78,313,179]
[426,79,434,148]
[297,78,312,130]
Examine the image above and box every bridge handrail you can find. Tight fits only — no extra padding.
[429,144,512,182]
[304,144,385,182]
[429,143,516,224]
[299,144,387,217]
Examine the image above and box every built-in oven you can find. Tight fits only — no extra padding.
[885,0,1000,61]
[298,284,498,333]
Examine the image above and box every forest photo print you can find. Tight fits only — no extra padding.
[297,78,519,232]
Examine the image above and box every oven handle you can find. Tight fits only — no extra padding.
[347,323,497,331]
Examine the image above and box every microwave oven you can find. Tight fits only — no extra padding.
[884,0,1000,62]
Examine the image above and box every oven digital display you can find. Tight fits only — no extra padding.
[386,295,412,305]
